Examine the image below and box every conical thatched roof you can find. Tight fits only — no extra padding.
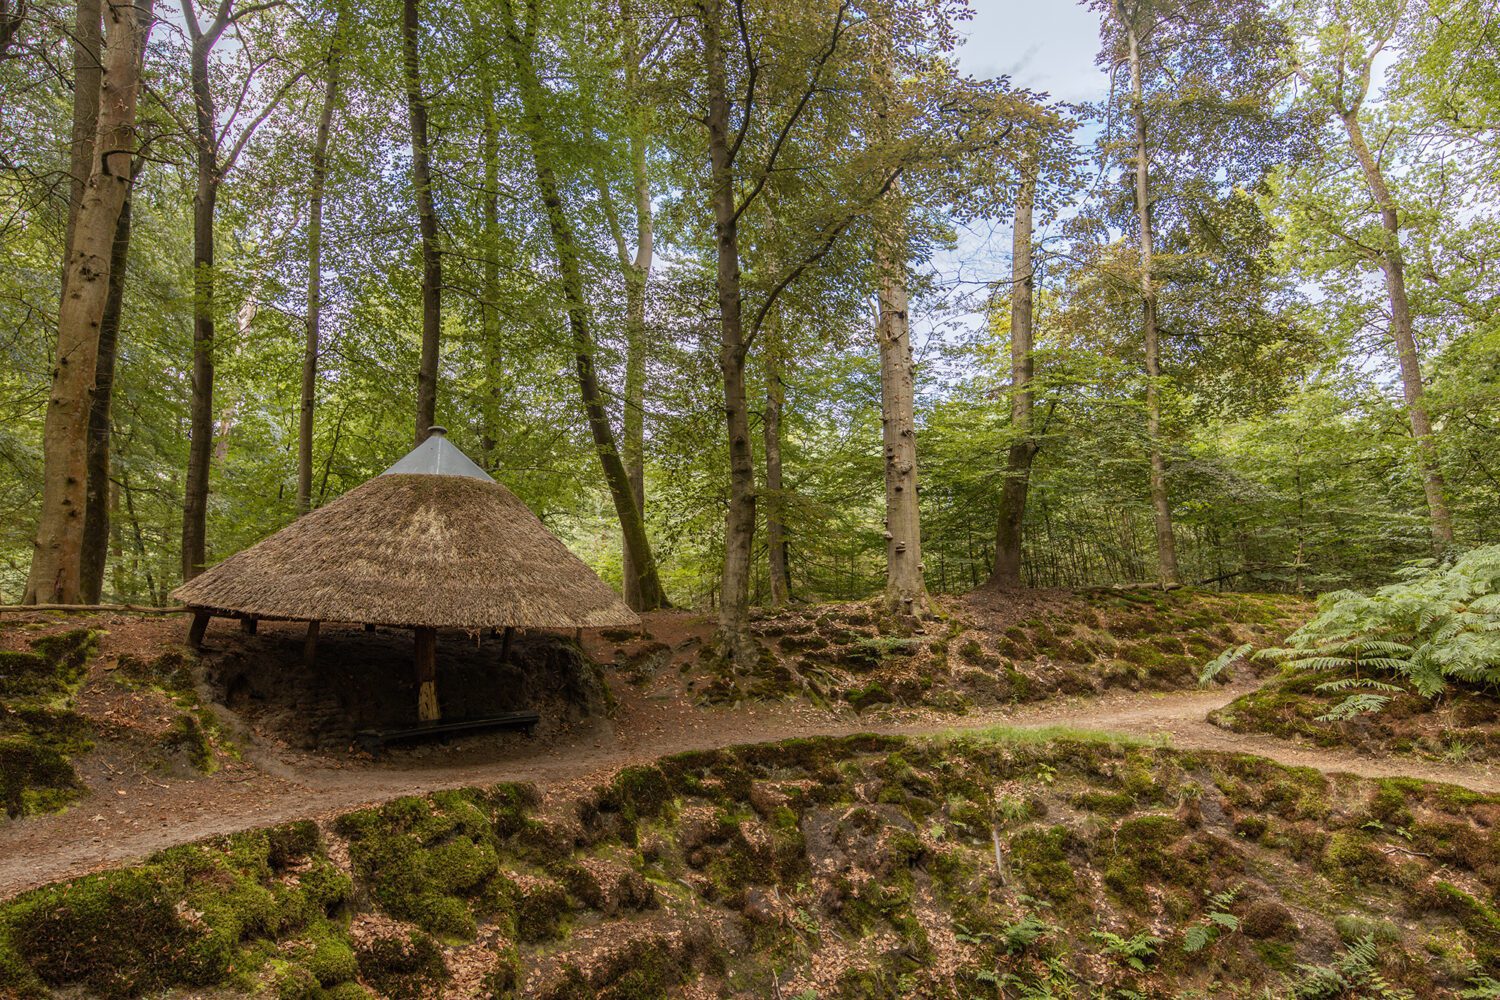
[171,431,638,630]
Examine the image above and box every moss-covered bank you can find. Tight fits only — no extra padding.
[2,730,1497,997]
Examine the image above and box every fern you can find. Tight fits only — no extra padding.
[1461,974,1500,999]
[1199,642,1253,686]
[1316,693,1393,722]
[1257,546,1500,709]
[1090,929,1163,972]
[999,913,1054,955]
[1288,935,1414,999]
[1182,886,1241,953]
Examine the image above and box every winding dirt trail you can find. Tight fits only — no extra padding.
[3,676,1496,901]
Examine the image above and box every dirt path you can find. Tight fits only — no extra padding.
[3,677,1496,900]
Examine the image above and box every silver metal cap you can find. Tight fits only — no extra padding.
[380,431,493,481]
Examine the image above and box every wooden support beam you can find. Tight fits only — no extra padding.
[500,625,514,663]
[415,626,440,722]
[0,603,190,615]
[187,610,210,650]
[240,616,257,634]
[364,623,376,632]
[303,620,320,666]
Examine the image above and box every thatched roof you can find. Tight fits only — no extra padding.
[171,432,638,630]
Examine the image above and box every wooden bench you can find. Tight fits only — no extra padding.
[355,711,540,756]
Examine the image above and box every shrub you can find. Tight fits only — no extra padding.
[1256,547,1500,717]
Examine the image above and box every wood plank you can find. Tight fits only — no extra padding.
[415,626,440,721]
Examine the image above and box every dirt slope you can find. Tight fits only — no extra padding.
[3,673,1496,901]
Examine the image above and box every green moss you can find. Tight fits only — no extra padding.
[0,734,82,817]
[0,630,98,701]
[160,712,215,773]
[846,682,894,712]
[1008,826,1077,903]
[336,791,510,940]
[0,826,349,998]
[355,930,447,1000]
[515,877,571,943]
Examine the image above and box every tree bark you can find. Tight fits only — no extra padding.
[298,23,343,514]
[1340,111,1454,548]
[80,163,137,602]
[874,189,927,613]
[501,0,669,610]
[181,19,219,583]
[478,49,503,467]
[702,0,758,660]
[763,331,790,606]
[618,0,654,610]
[24,0,151,604]
[988,161,1038,590]
[1123,5,1179,587]
[403,0,440,445]
[62,0,101,290]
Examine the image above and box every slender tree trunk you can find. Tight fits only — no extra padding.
[761,185,790,607]
[988,161,1038,590]
[80,163,137,602]
[1340,111,1454,548]
[62,0,101,289]
[24,0,150,604]
[618,0,654,610]
[181,28,218,583]
[763,332,790,606]
[298,25,343,514]
[478,56,503,466]
[702,0,757,659]
[874,190,928,613]
[501,0,668,610]
[1123,8,1179,587]
[403,0,440,444]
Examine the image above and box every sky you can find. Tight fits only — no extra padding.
[955,1,1107,104]
[915,2,1110,347]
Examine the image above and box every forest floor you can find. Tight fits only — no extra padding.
[2,591,1498,900]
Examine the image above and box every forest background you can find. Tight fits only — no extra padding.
[2,0,1496,651]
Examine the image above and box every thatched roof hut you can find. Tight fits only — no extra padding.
[171,428,637,724]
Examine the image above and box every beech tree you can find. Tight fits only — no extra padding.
[178,0,304,580]
[1282,0,1455,548]
[23,0,152,604]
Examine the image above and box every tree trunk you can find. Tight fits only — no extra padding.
[1123,7,1179,587]
[619,0,654,610]
[403,0,440,444]
[24,0,151,604]
[181,50,217,582]
[763,335,790,606]
[62,0,101,291]
[1341,110,1454,548]
[874,190,927,613]
[989,161,1038,590]
[298,26,343,514]
[80,163,137,602]
[501,0,669,611]
[478,54,503,467]
[702,0,758,661]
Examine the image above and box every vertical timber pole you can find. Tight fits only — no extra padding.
[416,626,440,721]
[500,625,514,663]
[303,620,320,666]
[187,610,210,650]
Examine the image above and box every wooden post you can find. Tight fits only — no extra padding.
[303,620,320,666]
[500,626,514,663]
[364,623,376,632]
[415,626,440,722]
[187,610,210,650]
[240,616,257,634]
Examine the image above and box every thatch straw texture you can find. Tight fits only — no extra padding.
[171,474,638,629]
